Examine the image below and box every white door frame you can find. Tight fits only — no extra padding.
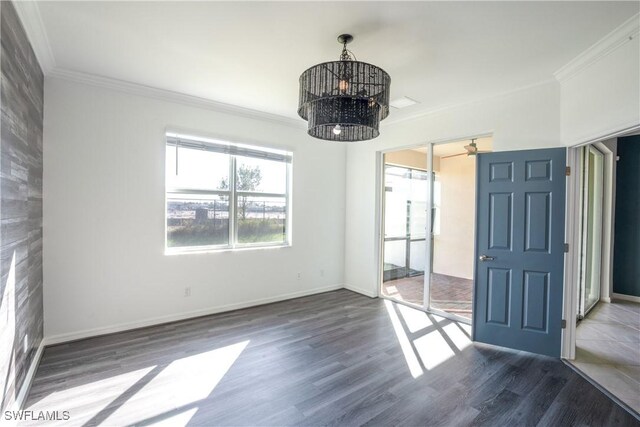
[561,123,640,360]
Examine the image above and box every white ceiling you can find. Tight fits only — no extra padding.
[36,1,639,123]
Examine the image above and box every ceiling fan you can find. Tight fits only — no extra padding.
[440,138,490,159]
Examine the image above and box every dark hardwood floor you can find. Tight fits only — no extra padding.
[24,290,638,426]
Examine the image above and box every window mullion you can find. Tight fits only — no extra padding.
[235,191,287,198]
[229,156,237,248]
[166,189,230,197]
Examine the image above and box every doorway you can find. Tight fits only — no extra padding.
[569,136,640,414]
[379,136,492,323]
[428,138,491,321]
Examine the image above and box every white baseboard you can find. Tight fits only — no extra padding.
[601,297,612,303]
[44,284,345,346]
[13,340,45,410]
[612,293,640,303]
[343,284,378,298]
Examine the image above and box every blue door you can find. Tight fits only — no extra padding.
[473,148,566,357]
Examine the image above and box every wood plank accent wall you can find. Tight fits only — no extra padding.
[0,1,44,411]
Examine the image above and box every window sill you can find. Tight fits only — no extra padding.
[164,243,291,256]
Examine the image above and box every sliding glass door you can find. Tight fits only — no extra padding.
[381,165,428,306]
[380,139,491,324]
[424,141,484,322]
[579,145,605,317]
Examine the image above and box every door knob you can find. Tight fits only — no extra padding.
[479,255,495,261]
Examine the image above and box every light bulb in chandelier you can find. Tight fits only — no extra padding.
[338,79,349,93]
[332,124,342,135]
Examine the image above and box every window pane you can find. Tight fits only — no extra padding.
[236,157,287,194]
[409,239,427,273]
[410,169,428,202]
[166,146,229,191]
[167,196,230,248]
[383,240,406,281]
[237,196,286,244]
[385,166,410,238]
[410,200,427,238]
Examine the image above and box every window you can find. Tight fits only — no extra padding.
[165,132,291,252]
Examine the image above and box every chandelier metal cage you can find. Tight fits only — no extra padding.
[298,34,391,142]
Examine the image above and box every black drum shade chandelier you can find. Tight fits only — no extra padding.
[298,34,391,142]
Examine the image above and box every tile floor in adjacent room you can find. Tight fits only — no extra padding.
[382,273,473,319]
[570,300,640,414]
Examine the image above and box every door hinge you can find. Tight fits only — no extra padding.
[561,319,567,329]
[564,243,569,253]
[565,166,571,176]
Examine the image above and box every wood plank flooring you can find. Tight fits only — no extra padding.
[23,290,639,426]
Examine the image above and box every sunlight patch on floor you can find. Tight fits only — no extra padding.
[397,304,432,333]
[107,340,250,426]
[414,330,456,370]
[26,365,157,426]
[385,299,473,374]
[1,253,18,409]
[146,408,199,426]
[442,322,472,352]
[384,299,424,378]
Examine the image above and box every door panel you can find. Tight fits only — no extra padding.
[487,268,511,325]
[474,148,566,357]
[522,271,549,331]
[489,193,512,250]
[524,192,551,253]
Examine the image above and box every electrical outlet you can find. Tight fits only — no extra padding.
[297,272,301,280]
[184,287,191,297]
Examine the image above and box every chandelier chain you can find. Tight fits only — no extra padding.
[340,43,356,61]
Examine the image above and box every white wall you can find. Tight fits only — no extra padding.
[384,149,427,170]
[432,155,476,280]
[43,78,346,340]
[560,35,640,145]
[345,81,562,296]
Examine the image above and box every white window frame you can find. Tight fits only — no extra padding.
[165,132,292,254]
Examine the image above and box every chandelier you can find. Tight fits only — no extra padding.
[298,34,391,142]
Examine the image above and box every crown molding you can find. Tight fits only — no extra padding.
[554,13,640,83]
[11,0,304,129]
[48,68,306,130]
[12,0,56,74]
